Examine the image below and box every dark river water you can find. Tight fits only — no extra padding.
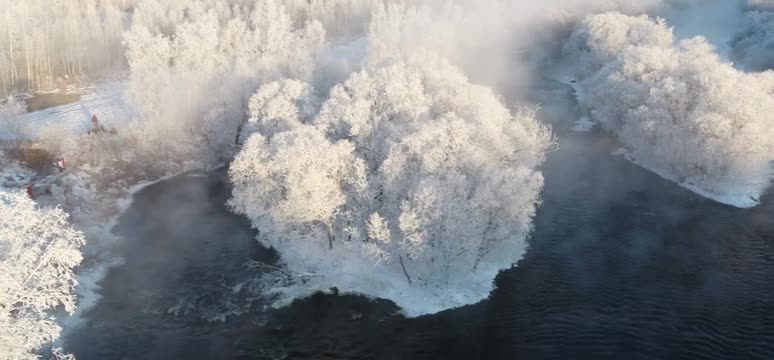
[63,82,774,359]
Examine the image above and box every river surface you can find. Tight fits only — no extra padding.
[65,172,276,359]
[63,81,774,359]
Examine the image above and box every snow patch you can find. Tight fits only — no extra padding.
[618,148,763,208]
[3,81,131,141]
[572,116,595,132]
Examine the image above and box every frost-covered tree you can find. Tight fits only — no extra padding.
[239,79,320,143]
[229,49,553,315]
[115,0,675,172]
[123,0,327,168]
[0,190,85,360]
[230,127,366,250]
[563,12,774,207]
[0,0,130,94]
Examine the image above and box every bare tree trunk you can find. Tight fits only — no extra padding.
[399,254,412,286]
[317,220,334,250]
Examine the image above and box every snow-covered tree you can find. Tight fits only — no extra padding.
[229,48,553,315]
[563,12,774,207]
[239,79,320,142]
[122,0,327,168]
[0,190,85,360]
[230,127,366,251]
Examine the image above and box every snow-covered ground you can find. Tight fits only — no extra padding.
[2,81,131,141]
[0,159,35,188]
[58,170,185,339]
[612,148,763,208]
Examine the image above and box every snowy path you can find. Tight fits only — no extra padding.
[4,81,132,141]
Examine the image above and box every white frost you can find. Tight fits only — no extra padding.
[0,189,85,360]
[230,44,553,316]
[563,12,774,208]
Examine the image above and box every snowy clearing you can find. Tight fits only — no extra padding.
[2,81,130,141]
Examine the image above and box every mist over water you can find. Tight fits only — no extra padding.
[64,170,272,359]
[5,0,774,358]
[276,82,774,358]
[57,77,774,360]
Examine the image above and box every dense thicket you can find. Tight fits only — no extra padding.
[564,12,774,206]
[228,3,554,315]
[0,1,130,94]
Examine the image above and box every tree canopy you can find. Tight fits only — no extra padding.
[0,190,84,360]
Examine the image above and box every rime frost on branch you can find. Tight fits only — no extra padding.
[0,190,85,360]
[229,45,553,315]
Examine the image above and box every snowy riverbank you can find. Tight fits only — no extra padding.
[12,82,131,141]
[59,170,189,339]
[558,12,774,209]
[557,77,768,209]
